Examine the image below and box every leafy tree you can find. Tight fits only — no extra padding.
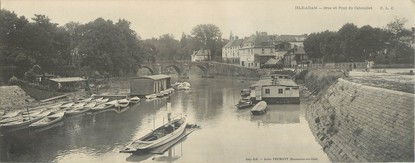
[191,24,223,60]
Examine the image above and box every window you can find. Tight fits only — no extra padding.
[278,89,283,94]
[262,48,265,54]
[265,88,270,94]
[285,88,290,90]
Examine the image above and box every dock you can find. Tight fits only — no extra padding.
[120,128,196,154]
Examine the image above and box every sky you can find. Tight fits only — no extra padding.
[2,0,415,39]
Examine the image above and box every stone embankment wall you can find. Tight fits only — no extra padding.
[306,78,414,162]
[0,86,35,111]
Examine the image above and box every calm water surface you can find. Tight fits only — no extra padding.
[0,77,329,163]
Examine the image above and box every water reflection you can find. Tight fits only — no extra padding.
[251,105,300,125]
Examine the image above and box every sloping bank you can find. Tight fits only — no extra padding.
[303,70,414,162]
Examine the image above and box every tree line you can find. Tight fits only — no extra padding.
[0,9,226,84]
[304,19,414,64]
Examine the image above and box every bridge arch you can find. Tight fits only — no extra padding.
[164,65,182,75]
[138,66,155,75]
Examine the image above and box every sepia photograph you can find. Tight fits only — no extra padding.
[0,0,414,162]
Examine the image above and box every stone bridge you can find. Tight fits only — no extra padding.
[140,60,260,78]
[140,60,215,78]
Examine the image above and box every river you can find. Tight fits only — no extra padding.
[0,77,329,163]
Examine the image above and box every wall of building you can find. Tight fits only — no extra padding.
[306,78,414,162]
[261,85,299,98]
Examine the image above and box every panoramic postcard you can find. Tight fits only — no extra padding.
[0,0,414,162]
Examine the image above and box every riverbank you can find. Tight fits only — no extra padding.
[302,70,414,162]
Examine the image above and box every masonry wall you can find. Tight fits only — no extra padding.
[213,62,259,78]
[306,78,414,162]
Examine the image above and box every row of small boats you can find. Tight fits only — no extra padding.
[0,96,141,129]
[145,88,176,99]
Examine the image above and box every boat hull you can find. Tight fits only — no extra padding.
[29,112,65,128]
[124,117,187,151]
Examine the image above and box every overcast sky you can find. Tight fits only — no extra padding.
[2,0,414,39]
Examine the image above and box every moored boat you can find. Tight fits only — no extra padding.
[0,111,51,128]
[145,94,157,99]
[122,117,187,151]
[91,100,116,112]
[29,112,65,128]
[59,102,74,109]
[129,96,141,103]
[251,101,267,115]
[115,98,130,108]
[235,98,253,109]
[1,110,21,119]
[65,102,88,115]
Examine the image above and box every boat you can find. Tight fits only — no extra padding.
[0,111,51,128]
[129,96,141,103]
[1,110,21,119]
[235,98,253,109]
[59,102,74,109]
[161,90,169,96]
[145,94,157,99]
[177,85,190,90]
[29,112,65,128]
[251,101,267,115]
[91,100,116,112]
[156,93,164,98]
[240,89,251,96]
[123,117,187,151]
[115,98,130,108]
[65,102,89,115]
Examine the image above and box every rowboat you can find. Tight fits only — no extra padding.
[29,112,65,128]
[0,111,51,128]
[251,101,267,115]
[65,102,89,115]
[129,96,141,103]
[122,117,187,151]
[91,100,116,112]
[145,94,157,99]
[156,93,164,98]
[115,99,130,108]
[59,102,74,109]
[1,110,21,119]
[235,98,253,109]
[0,114,24,124]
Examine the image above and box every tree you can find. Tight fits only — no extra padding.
[191,24,223,60]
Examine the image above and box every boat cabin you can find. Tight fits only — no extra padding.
[249,78,299,104]
[130,75,171,96]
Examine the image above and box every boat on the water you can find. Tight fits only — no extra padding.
[122,117,187,151]
[251,101,267,115]
[91,100,116,112]
[1,110,21,120]
[59,102,74,109]
[129,96,141,103]
[29,112,65,128]
[0,111,51,128]
[235,98,253,109]
[145,94,157,99]
[115,99,130,108]
[65,102,88,115]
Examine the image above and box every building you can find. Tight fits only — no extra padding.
[249,77,300,104]
[239,32,275,68]
[191,49,211,62]
[222,38,243,64]
[130,75,171,96]
[48,77,87,92]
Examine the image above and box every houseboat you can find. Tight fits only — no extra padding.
[249,75,300,104]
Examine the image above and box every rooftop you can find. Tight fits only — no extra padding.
[274,35,307,42]
[49,77,87,83]
[251,79,298,87]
